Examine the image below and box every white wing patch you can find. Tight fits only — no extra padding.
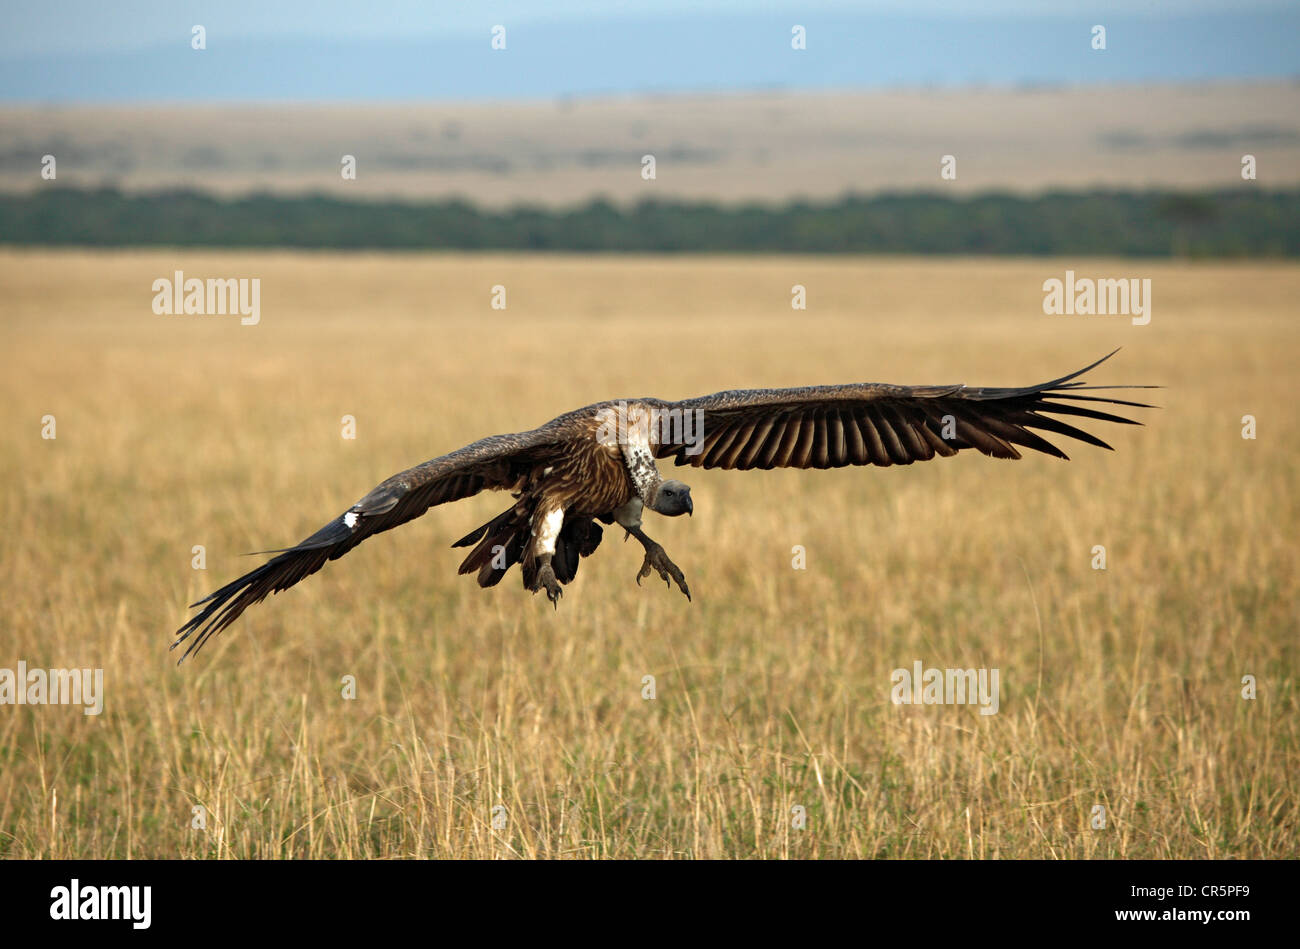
[344,511,359,529]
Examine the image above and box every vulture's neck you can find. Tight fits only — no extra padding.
[622,436,664,507]
[600,401,665,508]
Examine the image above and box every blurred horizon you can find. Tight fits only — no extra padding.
[6,83,1298,207]
[3,3,1297,251]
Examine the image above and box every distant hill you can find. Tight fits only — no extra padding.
[2,84,1298,208]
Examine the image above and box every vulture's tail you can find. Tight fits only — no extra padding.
[453,505,603,589]
[452,503,530,587]
[171,537,340,663]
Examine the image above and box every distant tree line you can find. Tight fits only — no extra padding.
[1,187,1295,256]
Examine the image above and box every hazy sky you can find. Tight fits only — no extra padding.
[1,1,1296,100]
[4,1,1297,54]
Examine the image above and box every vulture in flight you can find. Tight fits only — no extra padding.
[172,351,1153,661]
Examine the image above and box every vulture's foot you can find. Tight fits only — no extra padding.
[636,541,691,601]
[533,563,563,608]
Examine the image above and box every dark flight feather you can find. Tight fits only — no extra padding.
[654,349,1154,469]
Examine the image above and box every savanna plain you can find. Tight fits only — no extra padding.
[0,250,1295,858]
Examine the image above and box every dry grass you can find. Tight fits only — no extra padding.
[0,249,1295,858]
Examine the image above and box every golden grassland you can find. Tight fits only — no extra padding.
[0,249,1295,858]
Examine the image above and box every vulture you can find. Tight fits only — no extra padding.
[172,351,1153,661]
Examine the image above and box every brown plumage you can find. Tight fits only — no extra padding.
[172,350,1153,661]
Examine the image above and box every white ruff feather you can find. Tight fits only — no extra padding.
[621,414,663,504]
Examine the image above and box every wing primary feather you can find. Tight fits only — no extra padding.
[856,409,891,465]
[737,416,778,469]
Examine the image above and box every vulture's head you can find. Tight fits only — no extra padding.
[651,480,693,517]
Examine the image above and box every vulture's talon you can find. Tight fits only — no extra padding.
[534,564,563,607]
[637,543,691,601]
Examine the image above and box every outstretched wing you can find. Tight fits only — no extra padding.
[172,428,563,661]
[654,351,1155,470]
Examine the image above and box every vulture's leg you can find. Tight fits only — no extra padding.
[626,525,691,601]
[530,505,565,607]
